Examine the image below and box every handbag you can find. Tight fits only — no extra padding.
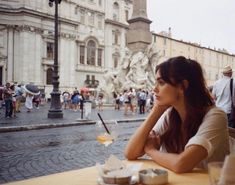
[229,79,235,128]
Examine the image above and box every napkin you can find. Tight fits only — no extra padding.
[96,155,142,178]
[218,154,235,185]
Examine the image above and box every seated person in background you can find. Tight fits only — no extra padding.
[125,56,230,173]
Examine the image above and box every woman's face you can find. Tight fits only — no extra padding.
[153,70,182,106]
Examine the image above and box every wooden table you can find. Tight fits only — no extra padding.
[3,159,209,185]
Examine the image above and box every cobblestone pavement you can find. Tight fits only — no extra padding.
[0,103,147,128]
[0,121,142,184]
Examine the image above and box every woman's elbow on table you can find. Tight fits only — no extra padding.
[171,161,194,174]
[124,148,145,160]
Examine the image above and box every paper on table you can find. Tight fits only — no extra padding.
[96,155,142,178]
[218,154,235,185]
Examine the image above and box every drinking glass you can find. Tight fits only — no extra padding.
[95,120,119,162]
[208,162,223,185]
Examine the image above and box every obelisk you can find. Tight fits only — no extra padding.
[126,0,152,52]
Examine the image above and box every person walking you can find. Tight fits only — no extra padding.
[25,93,34,112]
[212,65,235,128]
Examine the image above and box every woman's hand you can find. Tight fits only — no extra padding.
[152,101,170,113]
[144,130,161,154]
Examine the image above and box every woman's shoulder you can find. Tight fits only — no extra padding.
[202,106,227,128]
[206,106,227,116]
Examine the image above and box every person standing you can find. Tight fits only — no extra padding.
[212,66,235,128]
[97,94,104,111]
[25,92,34,112]
[3,82,13,118]
[15,84,23,112]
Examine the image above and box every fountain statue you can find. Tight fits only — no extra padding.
[100,44,162,98]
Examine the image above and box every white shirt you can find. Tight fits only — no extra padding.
[153,106,230,169]
[212,76,235,114]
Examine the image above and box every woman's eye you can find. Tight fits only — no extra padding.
[158,80,165,86]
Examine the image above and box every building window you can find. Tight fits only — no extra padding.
[80,9,85,24]
[46,68,53,85]
[113,31,119,45]
[163,38,166,45]
[47,42,54,59]
[74,6,78,15]
[86,75,90,81]
[99,0,102,6]
[92,75,95,82]
[113,2,119,21]
[97,15,102,29]
[80,46,85,64]
[88,12,94,26]
[115,34,118,45]
[125,10,129,21]
[87,40,96,65]
[98,49,102,66]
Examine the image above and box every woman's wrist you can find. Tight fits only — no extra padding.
[145,148,157,157]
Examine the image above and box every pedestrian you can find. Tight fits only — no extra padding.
[212,65,235,128]
[62,91,70,109]
[125,56,230,173]
[33,94,41,109]
[3,82,13,118]
[25,92,33,112]
[139,90,147,114]
[15,84,23,112]
[97,94,104,111]
[0,85,3,110]
[10,84,17,117]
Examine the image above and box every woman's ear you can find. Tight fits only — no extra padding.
[182,80,189,91]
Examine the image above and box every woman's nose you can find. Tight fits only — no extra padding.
[153,86,158,94]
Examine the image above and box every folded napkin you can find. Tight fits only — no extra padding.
[218,154,235,185]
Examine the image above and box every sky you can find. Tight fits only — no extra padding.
[147,0,235,54]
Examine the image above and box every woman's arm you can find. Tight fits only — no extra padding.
[144,143,207,173]
[124,104,168,160]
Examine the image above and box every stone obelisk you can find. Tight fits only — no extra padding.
[126,0,152,53]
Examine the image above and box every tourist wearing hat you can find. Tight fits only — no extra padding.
[212,65,235,128]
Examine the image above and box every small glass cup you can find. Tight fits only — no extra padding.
[208,162,223,185]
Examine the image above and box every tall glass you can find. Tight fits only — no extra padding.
[95,120,119,162]
[208,162,223,185]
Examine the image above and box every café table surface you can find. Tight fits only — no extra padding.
[3,159,209,185]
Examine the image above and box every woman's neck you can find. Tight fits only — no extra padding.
[173,99,187,124]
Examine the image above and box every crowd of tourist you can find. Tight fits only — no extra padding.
[0,82,45,118]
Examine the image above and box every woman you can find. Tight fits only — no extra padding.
[25,92,33,112]
[125,56,230,173]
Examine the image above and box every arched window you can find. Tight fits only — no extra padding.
[113,2,119,21]
[87,40,96,65]
[46,68,53,85]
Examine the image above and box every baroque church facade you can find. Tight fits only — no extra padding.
[0,0,132,98]
[0,0,235,99]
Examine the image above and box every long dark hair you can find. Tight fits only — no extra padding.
[155,56,214,153]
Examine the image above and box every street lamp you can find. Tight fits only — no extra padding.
[48,0,63,118]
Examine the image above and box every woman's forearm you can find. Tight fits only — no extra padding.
[124,105,165,159]
[146,145,207,173]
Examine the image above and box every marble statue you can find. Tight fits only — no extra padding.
[100,44,163,97]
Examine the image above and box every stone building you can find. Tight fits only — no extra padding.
[152,31,235,86]
[0,0,234,100]
[0,0,133,99]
